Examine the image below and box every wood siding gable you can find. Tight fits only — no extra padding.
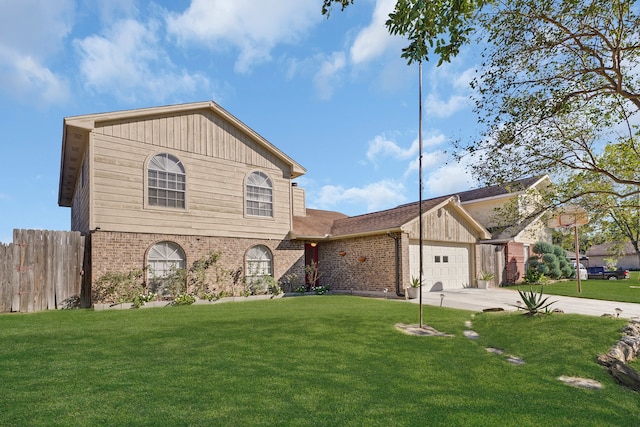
[402,199,490,243]
[59,102,307,240]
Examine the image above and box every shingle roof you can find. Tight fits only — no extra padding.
[329,196,450,237]
[292,209,348,237]
[291,176,546,240]
[586,242,636,257]
[454,176,546,202]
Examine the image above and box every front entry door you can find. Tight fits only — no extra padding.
[304,243,319,288]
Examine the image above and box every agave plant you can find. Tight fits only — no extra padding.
[515,286,556,315]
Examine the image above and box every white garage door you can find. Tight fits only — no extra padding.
[409,242,471,291]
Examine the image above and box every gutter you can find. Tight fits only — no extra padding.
[387,232,404,298]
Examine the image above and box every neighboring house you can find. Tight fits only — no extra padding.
[58,102,553,305]
[586,242,640,270]
[59,101,308,304]
[457,175,553,285]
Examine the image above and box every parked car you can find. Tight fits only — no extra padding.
[586,266,629,280]
[573,263,588,280]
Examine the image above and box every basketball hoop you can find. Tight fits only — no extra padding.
[547,205,589,228]
[547,205,589,293]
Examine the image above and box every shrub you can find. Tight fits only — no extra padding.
[93,269,145,304]
[552,245,565,258]
[528,242,573,280]
[532,241,554,255]
[173,294,196,305]
[515,286,556,315]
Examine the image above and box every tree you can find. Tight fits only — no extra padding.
[563,144,640,266]
[464,0,640,200]
[321,0,486,65]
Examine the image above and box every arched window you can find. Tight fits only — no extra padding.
[246,245,273,279]
[147,241,186,295]
[148,153,186,208]
[246,171,272,217]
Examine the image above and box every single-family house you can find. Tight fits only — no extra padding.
[586,242,640,270]
[456,175,553,284]
[58,102,553,305]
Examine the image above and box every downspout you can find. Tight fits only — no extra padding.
[387,232,404,297]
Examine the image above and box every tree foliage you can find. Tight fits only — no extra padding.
[321,0,486,65]
[563,143,640,265]
[465,0,640,196]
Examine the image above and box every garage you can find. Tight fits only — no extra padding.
[409,241,471,291]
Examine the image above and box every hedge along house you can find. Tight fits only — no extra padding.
[58,101,308,305]
[291,196,492,296]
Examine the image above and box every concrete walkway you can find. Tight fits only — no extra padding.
[407,287,640,319]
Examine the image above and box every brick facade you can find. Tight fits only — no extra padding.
[88,231,305,300]
[317,233,401,294]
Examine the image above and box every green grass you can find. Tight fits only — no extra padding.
[513,271,640,303]
[1,296,638,426]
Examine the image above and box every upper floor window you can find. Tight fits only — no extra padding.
[148,153,185,209]
[246,171,273,217]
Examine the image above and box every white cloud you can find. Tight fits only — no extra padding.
[0,0,73,104]
[366,135,418,164]
[349,0,399,65]
[367,132,446,165]
[425,93,471,118]
[75,18,209,103]
[453,67,476,91]
[316,180,407,212]
[424,162,477,196]
[313,52,346,100]
[404,150,449,180]
[166,0,320,73]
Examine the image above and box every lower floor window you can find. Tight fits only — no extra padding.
[245,245,273,293]
[147,241,186,295]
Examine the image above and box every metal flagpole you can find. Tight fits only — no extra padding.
[419,60,424,328]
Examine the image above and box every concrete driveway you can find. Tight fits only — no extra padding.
[408,287,640,319]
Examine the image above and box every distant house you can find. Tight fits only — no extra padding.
[58,102,553,305]
[586,242,640,270]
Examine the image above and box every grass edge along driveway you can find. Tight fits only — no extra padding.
[1,296,638,426]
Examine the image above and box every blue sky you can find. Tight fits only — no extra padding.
[0,0,482,244]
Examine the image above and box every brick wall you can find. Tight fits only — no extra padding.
[505,241,525,284]
[318,233,398,293]
[89,231,305,298]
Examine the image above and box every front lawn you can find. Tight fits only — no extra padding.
[516,271,640,303]
[0,296,638,426]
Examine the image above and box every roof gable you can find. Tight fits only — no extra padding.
[292,196,491,240]
[59,101,306,206]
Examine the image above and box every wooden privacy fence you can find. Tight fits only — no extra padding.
[0,230,85,313]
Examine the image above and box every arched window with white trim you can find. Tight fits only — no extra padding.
[148,153,186,209]
[245,245,273,293]
[147,241,186,295]
[245,171,273,217]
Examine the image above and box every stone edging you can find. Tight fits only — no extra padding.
[93,293,285,311]
[597,320,640,392]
